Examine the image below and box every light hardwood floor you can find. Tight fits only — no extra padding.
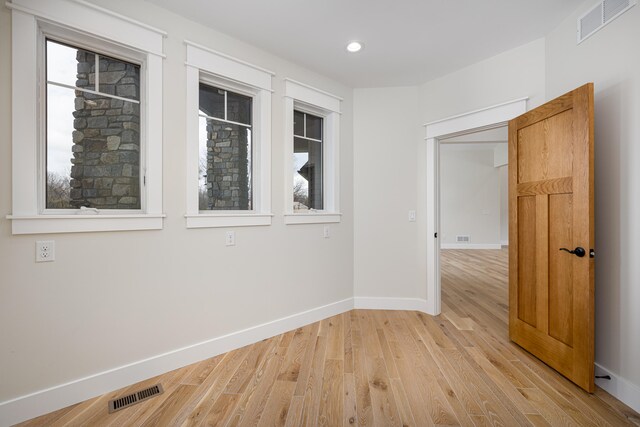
[18,249,640,426]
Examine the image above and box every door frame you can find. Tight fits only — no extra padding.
[423,97,528,315]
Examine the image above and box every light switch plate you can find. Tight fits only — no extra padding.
[225,231,235,246]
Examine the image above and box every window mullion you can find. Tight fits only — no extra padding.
[94,54,99,91]
[224,90,228,121]
[198,113,251,129]
[46,81,141,105]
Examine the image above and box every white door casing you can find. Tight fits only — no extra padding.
[422,98,528,315]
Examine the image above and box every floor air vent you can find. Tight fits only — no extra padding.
[108,384,164,413]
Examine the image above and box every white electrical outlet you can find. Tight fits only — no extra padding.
[36,240,55,262]
[323,225,330,239]
[408,210,416,222]
[225,231,235,246]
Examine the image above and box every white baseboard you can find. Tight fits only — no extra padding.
[595,363,640,414]
[500,240,509,246]
[10,297,638,426]
[441,243,502,249]
[354,296,429,313]
[0,297,354,426]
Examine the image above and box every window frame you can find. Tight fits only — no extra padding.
[197,77,255,212]
[185,41,273,228]
[7,0,165,234]
[42,35,145,214]
[292,108,324,212]
[284,79,342,224]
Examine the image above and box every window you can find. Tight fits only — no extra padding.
[8,0,165,234]
[46,39,141,210]
[284,79,342,224]
[185,41,273,228]
[199,84,253,211]
[293,111,323,212]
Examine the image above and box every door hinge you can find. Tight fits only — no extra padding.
[434,232,438,238]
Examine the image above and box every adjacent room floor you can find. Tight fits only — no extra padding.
[18,249,640,426]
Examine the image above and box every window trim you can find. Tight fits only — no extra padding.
[283,78,342,225]
[185,40,274,228]
[7,0,165,234]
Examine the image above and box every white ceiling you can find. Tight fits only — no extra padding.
[146,0,583,88]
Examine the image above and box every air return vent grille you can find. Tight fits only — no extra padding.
[456,235,470,243]
[108,384,164,413]
[578,0,636,43]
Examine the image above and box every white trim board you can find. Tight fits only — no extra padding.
[595,363,640,414]
[2,295,636,424]
[0,298,353,426]
[354,297,429,312]
[441,243,502,250]
[0,296,435,425]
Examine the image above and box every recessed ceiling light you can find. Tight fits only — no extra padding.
[346,41,363,53]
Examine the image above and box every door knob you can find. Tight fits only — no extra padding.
[559,247,586,257]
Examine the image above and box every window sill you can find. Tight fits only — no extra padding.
[185,213,273,228]
[7,214,166,235]
[284,212,342,225]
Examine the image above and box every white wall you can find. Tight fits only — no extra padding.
[439,146,501,247]
[353,87,423,299]
[494,143,508,167]
[0,0,353,407]
[352,40,546,305]
[419,38,547,123]
[546,0,640,393]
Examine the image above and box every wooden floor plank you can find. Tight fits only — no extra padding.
[389,378,416,427]
[317,359,344,426]
[343,373,358,427]
[283,396,304,427]
[16,249,640,427]
[226,338,283,427]
[201,393,240,427]
[364,357,402,426]
[352,346,374,426]
[257,380,296,427]
[140,384,198,427]
[298,336,328,427]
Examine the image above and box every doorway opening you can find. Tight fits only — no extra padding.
[438,126,509,332]
[423,98,527,315]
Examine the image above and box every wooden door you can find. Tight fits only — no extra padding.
[508,83,595,392]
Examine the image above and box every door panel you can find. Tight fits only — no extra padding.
[548,193,574,347]
[517,109,574,182]
[517,196,537,327]
[509,83,594,392]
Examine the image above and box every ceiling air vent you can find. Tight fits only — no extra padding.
[578,0,636,44]
[108,384,164,413]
